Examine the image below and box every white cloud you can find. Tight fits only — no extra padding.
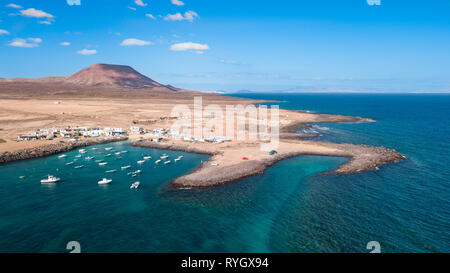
[219,59,246,65]
[77,49,97,55]
[6,3,22,9]
[171,0,185,6]
[135,0,147,7]
[120,38,153,46]
[146,14,156,20]
[8,38,42,48]
[170,42,209,52]
[0,29,10,35]
[38,20,52,25]
[165,10,198,22]
[20,8,54,18]
[128,6,136,11]
[165,13,184,21]
[60,42,71,46]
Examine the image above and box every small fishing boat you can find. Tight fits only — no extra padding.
[105,169,117,173]
[75,155,82,158]
[105,147,114,151]
[99,162,108,166]
[58,154,67,159]
[164,161,171,165]
[174,158,181,162]
[92,147,98,151]
[98,178,112,185]
[95,160,103,163]
[85,156,95,160]
[121,150,128,153]
[115,157,122,160]
[41,175,61,184]
[143,156,152,160]
[130,182,140,189]
[160,155,169,160]
[66,162,75,166]
[74,165,85,169]
[155,160,161,164]
[78,149,86,154]
[115,152,121,156]
[121,165,131,170]
[137,160,145,164]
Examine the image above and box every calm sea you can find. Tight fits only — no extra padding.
[0,93,448,253]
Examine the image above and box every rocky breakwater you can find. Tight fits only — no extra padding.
[0,136,128,164]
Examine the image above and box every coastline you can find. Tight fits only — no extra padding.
[0,136,128,164]
[133,138,405,188]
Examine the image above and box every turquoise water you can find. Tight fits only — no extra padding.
[0,94,449,252]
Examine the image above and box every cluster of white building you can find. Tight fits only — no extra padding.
[147,128,231,144]
[17,126,141,141]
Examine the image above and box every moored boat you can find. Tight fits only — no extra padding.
[41,175,61,184]
[130,182,140,189]
[98,178,112,185]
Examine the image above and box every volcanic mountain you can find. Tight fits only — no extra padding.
[65,63,174,89]
[0,63,178,91]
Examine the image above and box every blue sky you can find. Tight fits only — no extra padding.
[0,0,449,92]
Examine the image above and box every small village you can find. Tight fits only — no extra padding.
[17,126,232,144]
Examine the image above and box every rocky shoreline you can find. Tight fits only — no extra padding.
[133,139,406,188]
[0,136,128,164]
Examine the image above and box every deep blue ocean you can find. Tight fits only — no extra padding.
[0,94,448,253]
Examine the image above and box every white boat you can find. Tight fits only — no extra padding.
[105,147,114,151]
[143,156,152,160]
[160,155,169,160]
[137,160,145,164]
[130,182,140,189]
[95,160,102,163]
[115,157,122,160]
[106,169,117,173]
[74,165,85,169]
[121,165,131,170]
[66,162,75,166]
[85,156,95,160]
[58,154,67,159]
[98,178,112,185]
[105,154,112,157]
[99,162,108,166]
[174,158,181,162]
[75,155,82,158]
[115,152,121,156]
[92,148,98,151]
[121,150,128,153]
[41,175,61,184]
[78,149,86,154]
[155,160,161,164]
[164,161,171,165]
